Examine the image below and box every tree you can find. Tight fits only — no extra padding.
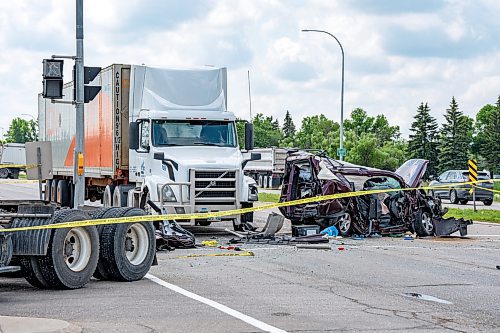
[438,97,473,173]
[480,96,500,174]
[291,114,339,156]
[407,102,439,177]
[4,118,38,143]
[344,108,400,145]
[236,120,245,149]
[252,113,283,148]
[282,110,296,139]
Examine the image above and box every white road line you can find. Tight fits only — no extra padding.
[145,273,287,333]
[401,293,453,305]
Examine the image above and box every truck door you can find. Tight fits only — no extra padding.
[135,120,152,182]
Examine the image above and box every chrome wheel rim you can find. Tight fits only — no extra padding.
[339,213,351,233]
[125,223,149,265]
[63,228,92,272]
[450,191,456,203]
[422,211,433,233]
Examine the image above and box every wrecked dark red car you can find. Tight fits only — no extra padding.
[279,151,471,237]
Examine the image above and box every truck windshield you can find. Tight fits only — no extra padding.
[152,120,237,147]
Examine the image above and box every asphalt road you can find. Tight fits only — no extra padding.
[1,180,500,332]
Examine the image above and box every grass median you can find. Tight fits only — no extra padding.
[444,208,500,223]
[258,192,280,203]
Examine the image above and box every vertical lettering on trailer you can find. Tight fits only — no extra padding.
[114,69,121,174]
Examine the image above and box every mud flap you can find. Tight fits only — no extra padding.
[432,217,473,236]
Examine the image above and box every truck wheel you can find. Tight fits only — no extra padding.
[36,210,99,289]
[483,199,493,206]
[89,207,118,280]
[44,180,52,201]
[103,185,115,207]
[20,257,50,288]
[0,168,9,179]
[10,168,20,179]
[57,180,71,207]
[99,208,155,281]
[413,209,434,237]
[0,228,13,266]
[50,179,59,203]
[198,220,212,226]
[113,185,133,207]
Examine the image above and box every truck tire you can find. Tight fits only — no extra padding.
[113,185,134,207]
[103,185,115,207]
[44,180,52,201]
[50,179,59,203]
[413,209,434,237]
[89,207,117,280]
[36,210,99,289]
[20,256,50,288]
[0,168,9,179]
[10,168,20,179]
[0,228,13,266]
[98,207,155,281]
[57,179,71,207]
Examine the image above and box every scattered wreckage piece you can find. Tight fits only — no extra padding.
[433,217,473,237]
[279,152,472,237]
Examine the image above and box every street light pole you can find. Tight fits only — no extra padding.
[74,0,85,207]
[301,29,345,161]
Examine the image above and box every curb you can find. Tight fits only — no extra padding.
[0,316,81,333]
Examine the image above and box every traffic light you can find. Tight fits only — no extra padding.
[42,59,64,99]
[72,66,102,103]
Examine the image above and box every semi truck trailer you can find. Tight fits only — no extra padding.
[39,65,259,230]
[244,147,287,189]
[0,143,26,179]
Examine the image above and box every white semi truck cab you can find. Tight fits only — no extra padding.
[126,66,259,230]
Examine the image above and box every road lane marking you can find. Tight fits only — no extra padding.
[145,274,287,333]
[401,293,453,304]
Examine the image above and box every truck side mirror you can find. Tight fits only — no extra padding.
[154,152,164,160]
[250,152,261,161]
[129,122,140,150]
[245,123,254,151]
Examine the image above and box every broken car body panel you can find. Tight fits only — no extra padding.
[279,152,471,237]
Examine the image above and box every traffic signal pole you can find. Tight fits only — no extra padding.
[74,0,85,207]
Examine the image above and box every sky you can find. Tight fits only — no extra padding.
[1,0,499,138]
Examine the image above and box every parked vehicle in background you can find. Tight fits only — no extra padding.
[279,151,471,237]
[429,170,494,206]
[0,143,26,179]
[39,65,259,230]
[244,147,287,189]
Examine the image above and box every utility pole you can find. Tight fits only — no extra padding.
[74,0,85,207]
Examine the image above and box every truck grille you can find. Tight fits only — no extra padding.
[195,171,236,179]
[191,169,238,203]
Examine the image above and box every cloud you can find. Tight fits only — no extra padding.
[347,0,444,15]
[276,61,317,82]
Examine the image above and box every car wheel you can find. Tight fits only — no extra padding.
[413,209,434,237]
[459,199,468,205]
[449,190,458,204]
[483,199,493,206]
[337,212,353,237]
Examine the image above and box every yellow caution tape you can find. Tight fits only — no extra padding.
[175,251,254,259]
[473,185,500,194]
[0,179,39,183]
[0,178,498,233]
[0,164,38,169]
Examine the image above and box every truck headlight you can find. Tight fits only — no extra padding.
[248,184,258,201]
[159,184,177,202]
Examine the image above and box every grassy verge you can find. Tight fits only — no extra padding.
[258,192,280,203]
[444,208,500,223]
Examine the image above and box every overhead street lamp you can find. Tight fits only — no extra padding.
[301,29,345,161]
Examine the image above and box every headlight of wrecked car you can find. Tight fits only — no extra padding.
[158,184,177,202]
[248,184,258,201]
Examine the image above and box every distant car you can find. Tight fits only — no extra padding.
[428,170,494,206]
[279,152,471,237]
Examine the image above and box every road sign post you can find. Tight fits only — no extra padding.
[468,159,477,212]
[337,147,347,159]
